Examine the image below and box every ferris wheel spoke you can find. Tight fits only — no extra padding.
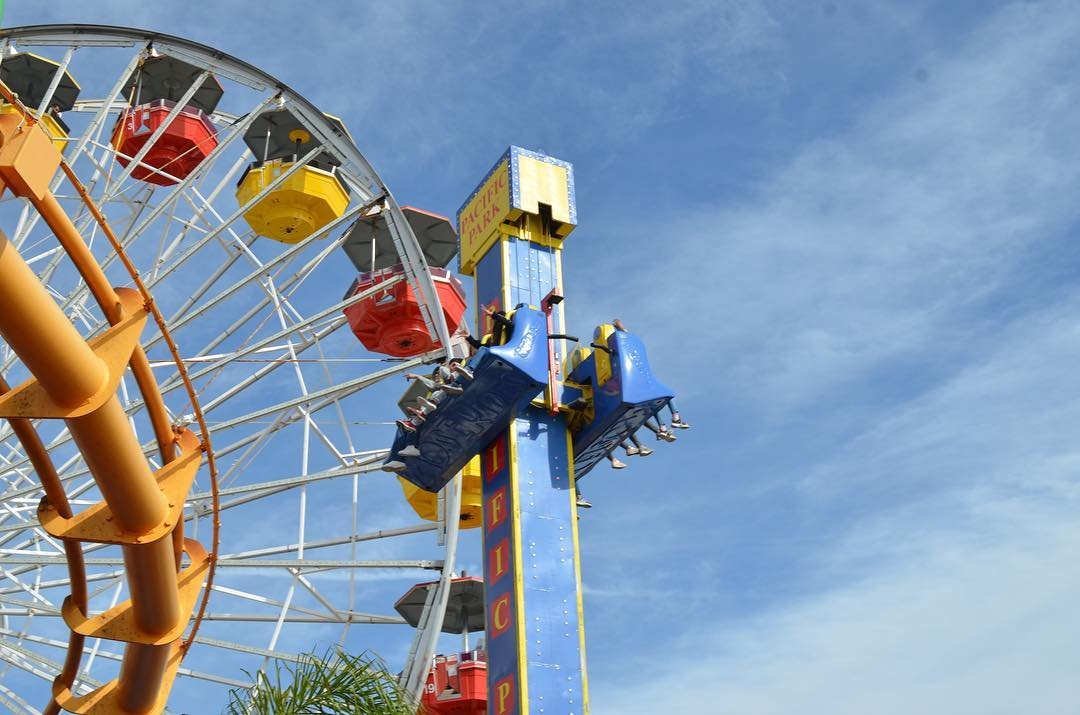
[146,145,323,289]
[174,668,249,689]
[216,523,437,562]
[200,611,406,625]
[189,461,384,515]
[0,595,57,615]
[0,570,124,599]
[191,634,298,663]
[212,581,348,624]
[153,245,350,380]
[155,198,378,350]
[211,355,427,434]
[0,569,54,609]
[154,252,355,383]
[0,518,65,557]
[0,627,249,691]
[209,386,392,475]
[0,644,64,688]
[0,640,105,695]
[0,682,39,715]
[187,321,395,427]
[145,155,253,275]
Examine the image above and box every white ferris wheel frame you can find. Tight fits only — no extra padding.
[0,23,464,711]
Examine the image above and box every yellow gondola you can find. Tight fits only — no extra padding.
[0,52,81,153]
[397,456,482,529]
[235,157,349,243]
[0,105,68,152]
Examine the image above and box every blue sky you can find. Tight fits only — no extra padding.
[7,1,1080,712]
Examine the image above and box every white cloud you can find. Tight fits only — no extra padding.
[573,0,1080,414]
[592,283,1080,713]
[597,496,1080,714]
[581,2,1080,711]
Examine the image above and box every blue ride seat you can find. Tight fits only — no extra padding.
[564,326,673,479]
[388,307,551,492]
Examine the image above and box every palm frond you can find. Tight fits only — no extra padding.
[225,649,420,715]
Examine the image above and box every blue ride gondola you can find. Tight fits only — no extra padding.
[561,323,673,479]
[386,306,550,492]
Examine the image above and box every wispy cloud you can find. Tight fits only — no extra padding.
[597,494,1080,714]
[578,1,1080,710]
[573,0,1080,413]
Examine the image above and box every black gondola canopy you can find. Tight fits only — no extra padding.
[394,577,485,635]
[122,55,224,114]
[0,52,80,111]
[242,108,350,167]
[343,206,459,272]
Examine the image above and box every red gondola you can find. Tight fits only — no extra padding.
[342,206,465,357]
[421,652,487,715]
[111,100,217,186]
[343,265,467,357]
[112,54,224,186]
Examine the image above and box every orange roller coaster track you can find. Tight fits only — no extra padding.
[0,81,219,714]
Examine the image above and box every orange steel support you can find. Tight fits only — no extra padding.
[0,375,89,715]
[0,81,215,714]
[0,231,180,712]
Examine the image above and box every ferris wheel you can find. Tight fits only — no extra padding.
[0,24,471,714]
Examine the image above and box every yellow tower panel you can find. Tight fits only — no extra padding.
[516,154,574,232]
[0,111,62,201]
[457,157,510,276]
[457,146,577,275]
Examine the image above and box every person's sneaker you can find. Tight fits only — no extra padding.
[407,407,428,422]
[417,396,438,411]
[440,383,464,395]
[451,363,475,380]
[624,445,640,456]
[576,493,593,509]
[638,445,654,456]
[609,457,627,469]
[399,445,421,458]
[382,460,407,473]
[671,414,690,429]
[662,431,678,443]
[396,419,417,433]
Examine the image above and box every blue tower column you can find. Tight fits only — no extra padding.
[458,147,588,715]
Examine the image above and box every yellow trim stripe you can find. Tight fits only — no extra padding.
[566,427,590,713]
[500,236,512,313]
[508,423,530,714]
[554,247,566,363]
